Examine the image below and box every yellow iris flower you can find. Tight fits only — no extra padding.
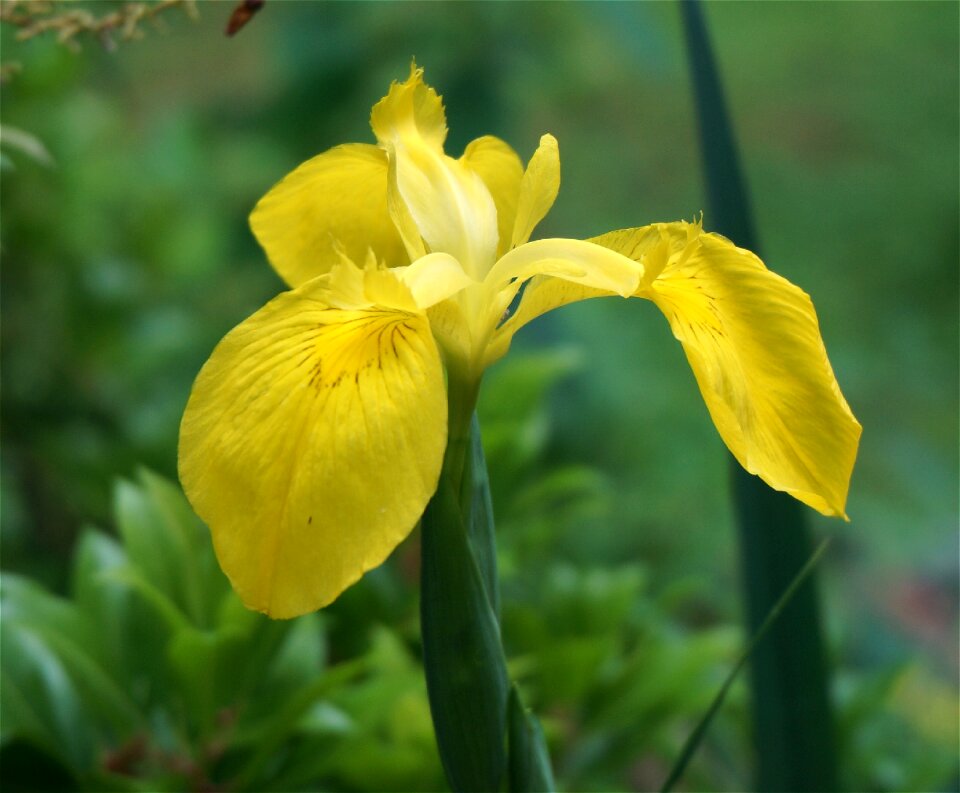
[179,66,861,619]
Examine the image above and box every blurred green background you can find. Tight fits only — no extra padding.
[1,2,957,791]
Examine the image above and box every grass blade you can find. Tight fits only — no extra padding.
[680,3,839,789]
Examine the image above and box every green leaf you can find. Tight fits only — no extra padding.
[0,622,95,772]
[2,574,94,652]
[0,124,55,167]
[479,350,581,485]
[508,686,556,793]
[680,3,839,790]
[72,528,128,606]
[261,611,325,692]
[230,657,369,789]
[420,472,509,793]
[72,528,183,707]
[102,564,191,634]
[1,574,143,747]
[113,469,221,627]
[167,623,251,738]
[138,468,226,625]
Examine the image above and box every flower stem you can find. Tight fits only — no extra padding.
[420,369,554,791]
[441,365,481,496]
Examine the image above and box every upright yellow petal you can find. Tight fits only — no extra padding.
[371,67,498,278]
[511,134,561,249]
[593,222,861,518]
[370,63,447,151]
[249,144,405,288]
[461,135,524,257]
[392,141,498,279]
[386,153,428,263]
[179,281,447,618]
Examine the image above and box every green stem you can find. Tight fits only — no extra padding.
[442,366,481,496]
[420,435,508,792]
[420,369,554,791]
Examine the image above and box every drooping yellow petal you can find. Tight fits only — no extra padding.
[511,134,560,249]
[178,282,447,618]
[593,222,861,518]
[372,67,498,278]
[461,135,524,257]
[249,144,405,288]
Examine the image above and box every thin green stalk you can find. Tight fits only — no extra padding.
[660,538,831,793]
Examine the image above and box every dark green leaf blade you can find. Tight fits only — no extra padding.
[680,3,839,790]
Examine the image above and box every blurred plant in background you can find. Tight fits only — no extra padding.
[1,2,957,791]
[1,369,748,792]
[0,0,198,53]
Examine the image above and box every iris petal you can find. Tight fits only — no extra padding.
[396,253,475,309]
[483,239,641,367]
[371,67,498,278]
[486,238,641,296]
[461,135,524,257]
[179,280,447,617]
[594,222,862,518]
[249,144,404,288]
[484,276,607,367]
[511,134,561,249]
[392,141,499,276]
[370,63,448,151]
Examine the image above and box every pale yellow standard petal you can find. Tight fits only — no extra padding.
[371,66,498,278]
[179,282,447,618]
[249,144,405,289]
[370,63,448,151]
[461,135,524,257]
[392,140,498,278]
[511,134,561,249]
[385,153,427,263]
[593,222,861,518]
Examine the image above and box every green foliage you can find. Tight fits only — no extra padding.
[0,469,444,793]
[0,354,955,792]
[481,353,749,791]
[1,4,956,790]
